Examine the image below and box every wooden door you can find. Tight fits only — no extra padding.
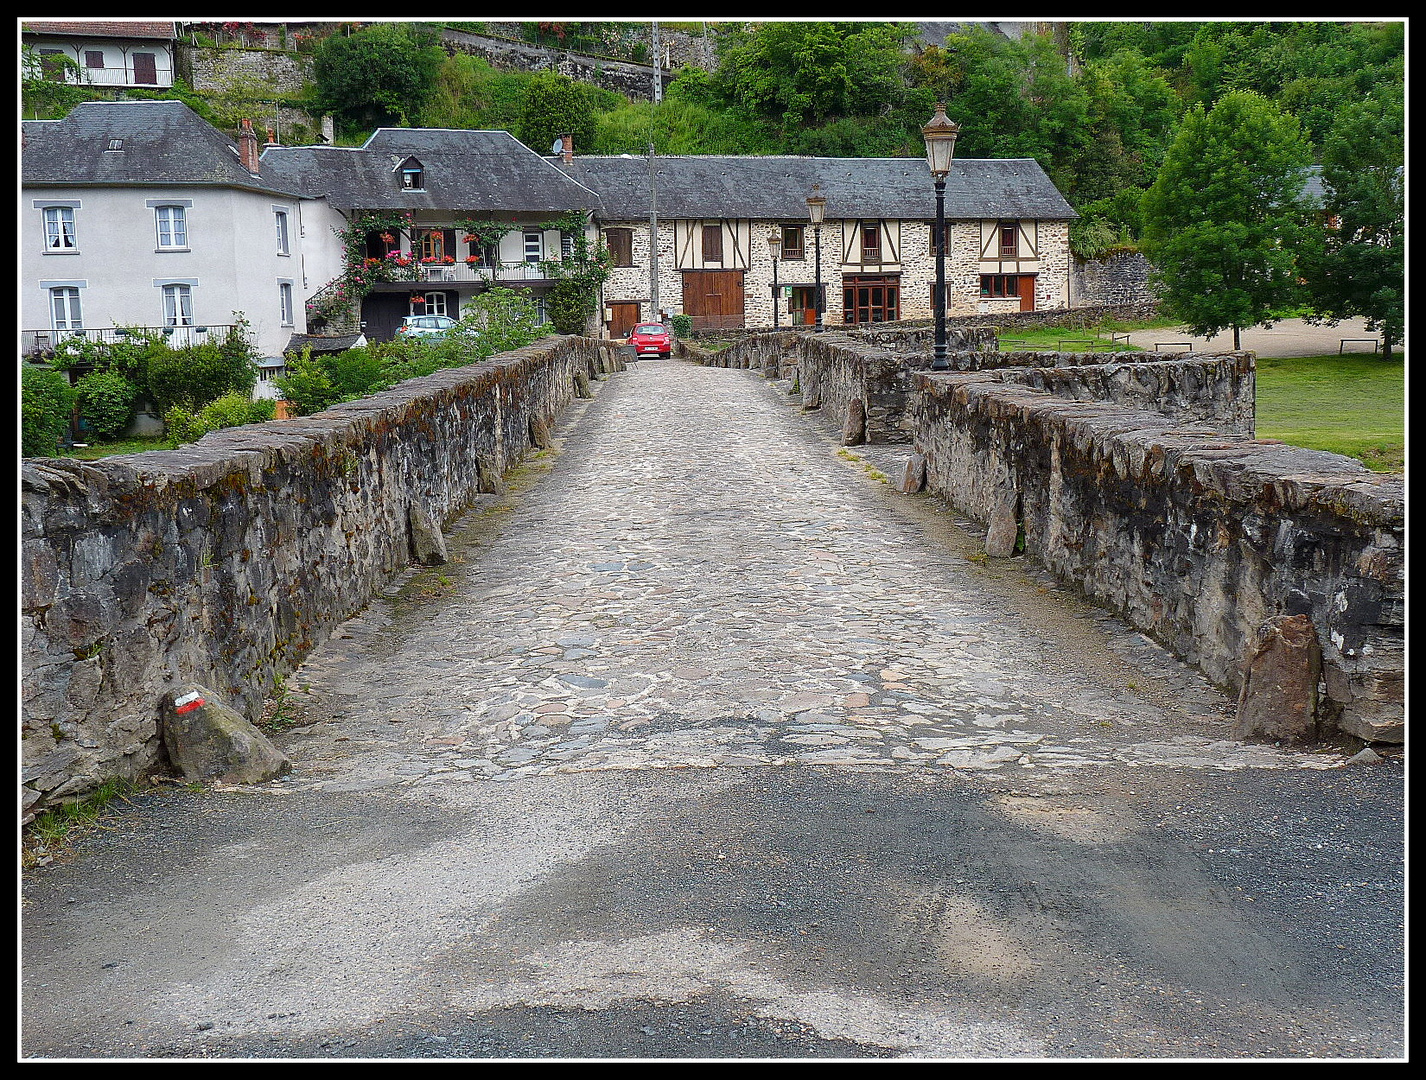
[132,52,158,85]
[608,302,642,339]
[681,270,745,330]
[1018,274,1036,312]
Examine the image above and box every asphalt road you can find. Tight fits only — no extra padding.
[20,356,1406,1062]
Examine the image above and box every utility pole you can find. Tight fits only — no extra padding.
[649,140,660,322]
[651,22,662,104]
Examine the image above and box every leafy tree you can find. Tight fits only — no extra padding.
[75,369,140,440]
[274,352,341,416]
[1301,90,1404,354]
[1142,91,1312,349]
[713,22,912,130]
[516,72,602,155]
[145,323,259,413]
[22,364,77,457]
[309,23,444,138]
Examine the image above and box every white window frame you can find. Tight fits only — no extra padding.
[162,283,194,326]
[50,287,83,331]
[524,231,544,264]
[279,282,294,325]
[275,209,290,255]
[43,206,78,251]
[155,204,188,250]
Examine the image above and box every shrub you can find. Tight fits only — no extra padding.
[274,353,340,416]
[165,394,274,447]
[21,364,77,458]
[75,369,139,440]
[145,321,259,412]
[669,313,693,337]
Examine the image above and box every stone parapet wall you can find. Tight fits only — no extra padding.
[908,373,1404,743]
[22,336,619,817]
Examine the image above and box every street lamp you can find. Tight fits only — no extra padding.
[923,102,959,370]
[768,230,783,329]
[806,190,826,329]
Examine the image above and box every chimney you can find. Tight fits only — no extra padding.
[265,126,278,147]
[560,133,573,165]
[238,119,260,173]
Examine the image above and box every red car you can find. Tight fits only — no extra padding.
[626,322,672,358]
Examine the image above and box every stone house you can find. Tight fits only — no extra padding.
[555,145,1078,335]
[21,99,312,372]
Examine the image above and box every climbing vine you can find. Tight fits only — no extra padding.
[537,210,612,335]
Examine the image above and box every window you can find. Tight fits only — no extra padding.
[279,282,294,325]
[843,276,899,324]
[999,222,1019,258]
[162,284,193,326]
[605,228,634,267]
[701,224,723,262]
[399,157,424,190]
[43,207,77,251]
[83,51,105,70]
[50,287,82,331]
[275,209,290,255]
[524,231,543,264]
[417,229,451,261]
[560,233,574,259]
[980,274,1020,298]
[155,205,188,249]
[860,223,882,262]
[412,292,449,317]
[780,225,804,260]
[36,49,66,80]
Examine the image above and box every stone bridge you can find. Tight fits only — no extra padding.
[20,329,1404,819]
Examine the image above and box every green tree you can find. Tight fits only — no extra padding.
[21,364,77,458]
[1301,91,1404,354]
[75,369,139,440]
[309,23,444,138]
[516,72,601,156]
[1142,91,1312,350]
[714,22,911,130]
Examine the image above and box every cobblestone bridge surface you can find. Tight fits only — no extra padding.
[285,359,1349,785]
[22,358,1404,1061]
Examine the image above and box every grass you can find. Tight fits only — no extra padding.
[1255,353,1405,472]
[59,435,169,460]
[23,777,136,868]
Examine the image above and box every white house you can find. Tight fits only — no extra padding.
[21,100,314,374]
[22,20,177,91]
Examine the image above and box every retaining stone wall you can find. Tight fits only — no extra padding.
[909,373,1404,743]
[22,336,620,818]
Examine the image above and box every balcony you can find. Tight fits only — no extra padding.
[21,324,235,359]
[367,260,560,289]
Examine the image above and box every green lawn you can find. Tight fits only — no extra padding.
[1255,353,1405,472]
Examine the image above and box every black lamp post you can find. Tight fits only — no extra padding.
[768,230,782,329]
[923,102,959,370]
[806,191,826,329]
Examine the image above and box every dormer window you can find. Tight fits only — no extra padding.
[398,157,425,191]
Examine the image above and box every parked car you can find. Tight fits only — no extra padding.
[397,314,458,338]
[627,322,672,358]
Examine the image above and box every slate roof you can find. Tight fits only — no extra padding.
[559,154,1078,223]
[259,129,605,215]
[21,100,303,197]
